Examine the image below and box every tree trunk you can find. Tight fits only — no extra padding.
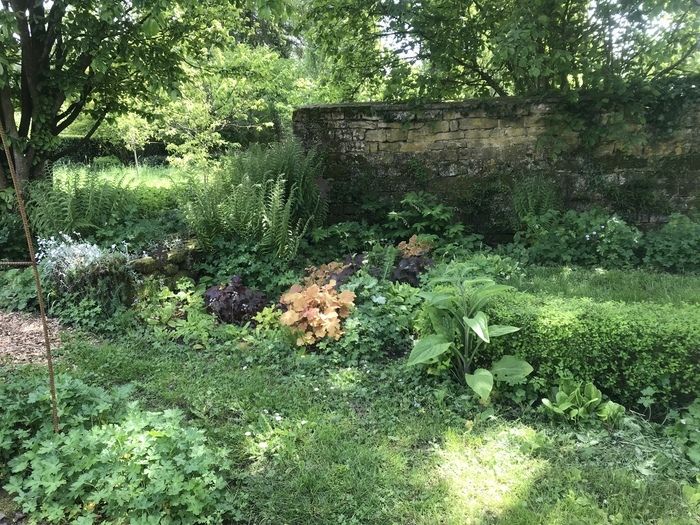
[0,162,7,189]
[132,146,140,176]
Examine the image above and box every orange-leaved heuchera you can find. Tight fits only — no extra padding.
[279,280,355,346]
[398,235,433,257]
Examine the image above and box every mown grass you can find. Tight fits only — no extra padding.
[516,266,700,304]
[52,163,190,189]
[55,334,698,525]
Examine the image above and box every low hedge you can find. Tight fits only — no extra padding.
[487,292,700,411]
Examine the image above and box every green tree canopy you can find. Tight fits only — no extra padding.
[305,0,699,101]
[0,0,287,181]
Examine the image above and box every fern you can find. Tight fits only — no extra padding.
[29,170,132,238]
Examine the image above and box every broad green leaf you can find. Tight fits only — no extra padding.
[407,335,452,366]
[489,325,521,338]
[418,291,453,309]
[490,355,533,384]
[464,311,489,343]
[465,369,493,402]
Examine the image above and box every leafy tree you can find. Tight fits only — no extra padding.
[0,0,283,182]
[305,0,699,100]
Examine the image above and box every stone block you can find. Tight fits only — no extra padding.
[449,120,459,131]
[433,131,466,141]
[348,120,377,129]
[400,142,429,153]
[459,117,499,130]
[426,120,450,133]
[386,128,409,142]
[364,129,386,142]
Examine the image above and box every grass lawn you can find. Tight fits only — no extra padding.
[46,332,697,525]
[52,163,191,189]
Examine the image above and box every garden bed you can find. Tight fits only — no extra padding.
[0,311,61,366]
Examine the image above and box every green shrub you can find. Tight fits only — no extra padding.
[514,209,642,268]
[666,399,700,466]
[27,168,184,250]
[644,214,700,273]
[428,253,524,284]
[183,174,312,259]
[383,191,466,242]
[195,241,302,297]
[487,292,700,411]
[135,277,224,351]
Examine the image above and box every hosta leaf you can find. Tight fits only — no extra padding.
[407,335,452,366]
[464,311,489,343]
[491,355,533,384]
[489,325,521,338]
[465,369,493,402]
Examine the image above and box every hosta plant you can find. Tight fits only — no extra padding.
[279,281,355,346]
[542,378,626,427]
[408,269,530,400]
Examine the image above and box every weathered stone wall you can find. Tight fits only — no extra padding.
[293,97,699,231]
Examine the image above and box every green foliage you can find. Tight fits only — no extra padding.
[385,192,465,242]
[466,355,534,404]
[28,172,131,238]
[408,263,522,386]
[0,0,243,180]
[512,175,562,221]
[644,214,700,273]
[306,0,698,112]
[514,209,642,267]
[666,399,700,466]
[29,167,184,249]
[182,142,325,259]
[0,372,131,473]
[487,293,700,410]
[135,278,223,351]
[319,274,422,359]
[0,373,232,524]
[0,268,39,312]
[221,140,327,227]
[195,241,302,298]
[435,253,524,284]
[38,236,138,322]
[304,221,383,263]
[542,378,626,427]
[183,173,309,259]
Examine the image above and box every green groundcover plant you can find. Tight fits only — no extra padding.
[0,373,234,524]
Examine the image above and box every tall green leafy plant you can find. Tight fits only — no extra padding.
[183,174,311,260]
[408,264,531,401]
[221,139,327,227]
[28,170,132,238]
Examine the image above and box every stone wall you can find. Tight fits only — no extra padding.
[293,97,699,231]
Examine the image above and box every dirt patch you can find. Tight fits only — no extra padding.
[0,311,62,365]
